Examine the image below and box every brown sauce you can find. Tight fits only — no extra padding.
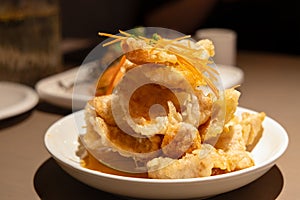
[81,152,149,178]
[81,152,231,178]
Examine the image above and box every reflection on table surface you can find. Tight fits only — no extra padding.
[0,51,299,199]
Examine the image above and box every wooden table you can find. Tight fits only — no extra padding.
[0,51,299,199]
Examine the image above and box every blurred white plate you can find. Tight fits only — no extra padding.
[44,107,288,199]
[0,82,39,120]
[217,64,244,89]
[35,67,93,110]
[36,65,243,110]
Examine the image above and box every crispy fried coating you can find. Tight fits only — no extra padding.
[81,34,265,178]
[215,112,265,152]
[96,56,137,96]
[198,88,239,142]
[121,37,177,66]
[224,150,254,171]
[224,88,241,124]
[92,95,116,126]
[125,49,177,66]
[111,63,204,137]
[161,122,201,158]
[215,123,246,151]
[196,39,215,57]
[122,42,210,101]
[129,83,181,120]
[104,122,162,156]
[147,143,254,179]
[240,112,266,151]
[195,89,213,126]
[204,144,254,173]
[84,84,262,178]
[84,102,163,162]
[161,101,201,158]
[147,149,213,179]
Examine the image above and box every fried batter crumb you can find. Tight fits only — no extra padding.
[79,32,265,179]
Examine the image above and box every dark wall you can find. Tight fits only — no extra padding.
[59,0,140,39]
[202,0,300,54]
[59,0,300,54]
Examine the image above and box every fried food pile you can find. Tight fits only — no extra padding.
[78,30,265,179]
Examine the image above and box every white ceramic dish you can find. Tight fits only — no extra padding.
[44,107,288,199]
[36,65,243,110]
[0,82,39,120]
[35,67,92,110]
[217,64,244,88]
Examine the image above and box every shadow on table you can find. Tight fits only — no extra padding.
[34,158,123,200]
[34,158,284,200]
[0,101,72,130]
[36,101,72,116]
[0,108,34,130]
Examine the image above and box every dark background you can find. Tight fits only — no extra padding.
[59,0,300,55]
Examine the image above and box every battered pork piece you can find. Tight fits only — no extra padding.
[147,89,264,178]
[78,30,266,179]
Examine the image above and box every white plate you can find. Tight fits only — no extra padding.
[0,82,39,120]
[35,67,93,110]
[36,65,243,110]
[217,64,244,89]
[44,107,288,199]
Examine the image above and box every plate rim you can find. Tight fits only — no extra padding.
[0,81,39,120]
[35,68,78,108]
